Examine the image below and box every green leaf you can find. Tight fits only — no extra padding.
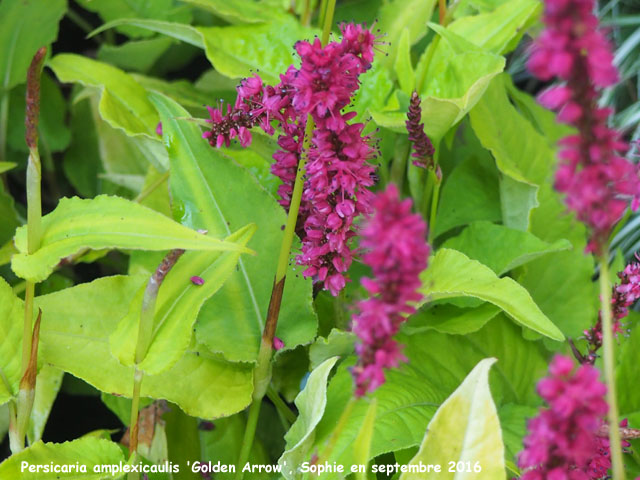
[180,0,286,23]
[97,37,174,73]
[306,315,547,478]
[469,77,597,340]
[442,221,572,275]
[0,162,16,174]
[109,224,255,375]
[89,19,204,48]
[0,277,23,404]
[77,0,192,38]
[348,64,394,123]
[419,249,565,341]
[280,357,339,479]
[309,329,356,369]
[151,92,317,363]
[447,0,541,54]
[617,312,640,415]
[198,19,319,84]
[37,275,254,419]
[11,195,252,283]
[48,54,159,137]
[394,29,415,95]
[0,183,19,246]
[433,155,502,237]
[399,359,505,479]
[27,366,64,444]
[499,175,539,232]
[353,399,377,480]
[406,303,501,336]
[377,0,437,67]
[0,437,125,479]
[200,415,270,479]
[498,403,538,462]
[0,0,66,91]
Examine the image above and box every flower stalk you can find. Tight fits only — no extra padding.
[598,256,625,480]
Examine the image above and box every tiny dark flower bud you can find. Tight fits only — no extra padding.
[25,46,47,151]
[406,91,435,169]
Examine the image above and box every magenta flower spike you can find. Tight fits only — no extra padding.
[201,23,380,296]
[518,355,609,479]
[527,0,640,254]
[351,184,429,396]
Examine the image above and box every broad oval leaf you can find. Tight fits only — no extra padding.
[280,357,339,479]
[419,249,564,341]
[399,358,505,480]
[0,437,124,479]
[302,316,547,479]
[11,195,253,283]
[0,277,23,404]
[36,275,253,419]
[109,224,256,375]
[181,0,287,24]
[89,19,204,48]
[48,54,159,137]
[442,221,572,276]
[151,93,317,363]
[0,0,66,91]
[198,19,319,84]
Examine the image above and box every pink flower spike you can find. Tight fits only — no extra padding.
[190,276,205,286]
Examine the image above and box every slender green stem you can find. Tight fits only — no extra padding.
[235,398,262,479]
[438,0,446,24]
[66,8,94,35]
[321,0,337,45]
[428,170,441,243]
[598,256,625,480]
[318,0,328,29]
[127,369,143,480]
[0,93,8,164]
[301,0,312,26]
[21,283,35,377]
[7,401,19,454]
[266,386,296,425]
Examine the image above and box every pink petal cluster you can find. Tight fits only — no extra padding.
[351,184,429,396]
[588,420,631,479]
[202,23,379,295]
[518,355,609,480]
[584,254,640,361]
[528,0,640,254]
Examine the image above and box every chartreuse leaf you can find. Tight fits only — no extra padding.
[36,276,253,419]
[89,19,204,48]
[48,54,159,137]
[0,183,19,246]
[151,92,317,363]
[616,311,640,415]
[0,0,66,91]
[447,0,541,54]
[433,155,502,237]
[280,357,339,479]
[419,249,564,341]
[0,277,23,404]
[377,0,437,67]
[470,76,597,339]
[305,316,546,480]
[11,195,252,283]
[399,359,505,479]
[394,29,415,95]
[77,0,192,38]
[27,366,63,444]
[442,221,572,276]
[309,329,356,369]
[406,303,501,336]
[0,437,124,479]
[372,25,504,139]
[180,0,286,23]
[197,19,319,84]
[0,162,16,174]
[97,37,174,73]
[109,224,256,375]
[353,399,377,480]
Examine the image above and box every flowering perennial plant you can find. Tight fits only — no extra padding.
[528,0,640,254]
[351,184,429,396]
[518,355,609,479]
[584,255,640,361]
[202,23,378,295]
